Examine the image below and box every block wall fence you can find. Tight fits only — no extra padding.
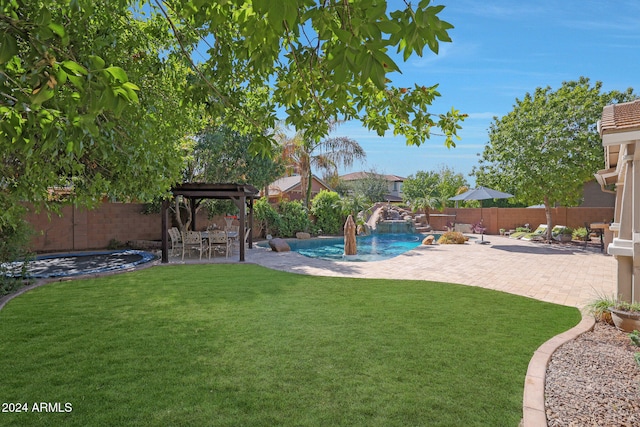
[23,202,615,253]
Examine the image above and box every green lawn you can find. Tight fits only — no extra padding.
[0,264,579,426]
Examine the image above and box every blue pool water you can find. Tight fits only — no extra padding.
[283,233,435,262]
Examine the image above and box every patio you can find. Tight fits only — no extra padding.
[169,234,615,310]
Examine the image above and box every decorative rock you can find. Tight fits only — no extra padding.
[268,238,291,252]
[422,235,435,245]
[296,232,311,239]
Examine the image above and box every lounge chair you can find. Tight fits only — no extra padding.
[521,224,548,241]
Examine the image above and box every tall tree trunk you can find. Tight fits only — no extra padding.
[305,168,313,209]
[544,195,553,243]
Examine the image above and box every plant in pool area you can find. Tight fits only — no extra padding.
[437,231,466,244]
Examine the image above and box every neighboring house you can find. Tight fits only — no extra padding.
[340,171,406,202]
[263,175,333,203]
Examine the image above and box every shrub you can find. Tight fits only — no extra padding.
[311,191,344,235]
[276,200,311,237]
[586,293,617,324]
[572,227,588,241]
[254,198,282,237]
[0,204,34,296]
[437,231,466,244]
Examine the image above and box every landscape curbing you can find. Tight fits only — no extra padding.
[521,313,596,427]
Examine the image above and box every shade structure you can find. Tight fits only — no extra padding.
[343,215,357,255]
[448,186,514,244]
[449,186,514,202]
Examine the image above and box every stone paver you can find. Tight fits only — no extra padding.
[233,235,616,309]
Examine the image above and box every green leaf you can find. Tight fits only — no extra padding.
[61,60,88,76]
[104,66,128,83]
[377,20,401,34]
[0,33,18,64]
[88,55,106,70]
[48,22,66,38]
[31,87,55,105]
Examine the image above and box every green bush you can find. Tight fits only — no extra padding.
[254,198,282,237]
[276,200,311,237]
[0,203,34,296]
[311,190,344,235]
[572,227,588,241]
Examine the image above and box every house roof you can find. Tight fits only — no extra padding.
[264,175,332,196]
[599,99,640,135]
[340,171,406,182]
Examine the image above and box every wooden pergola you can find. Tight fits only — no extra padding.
[161,183,259,263]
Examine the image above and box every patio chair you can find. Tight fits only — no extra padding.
[208,229,230,258]
[521,224,547,241]
[168,227,183,257]
[182,230,204,260]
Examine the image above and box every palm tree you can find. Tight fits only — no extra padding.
[279,128,366,208]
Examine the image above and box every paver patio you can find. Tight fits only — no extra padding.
[190,235,616,310]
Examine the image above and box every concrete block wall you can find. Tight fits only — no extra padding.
[23,202,615,253]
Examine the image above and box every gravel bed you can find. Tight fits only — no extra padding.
[545,322,640,426]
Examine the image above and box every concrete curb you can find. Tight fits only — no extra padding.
[521,313,595,426]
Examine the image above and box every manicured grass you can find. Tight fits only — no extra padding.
[0,265,579,426]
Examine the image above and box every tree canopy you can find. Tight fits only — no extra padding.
[1,0,464,218]
[402,166,467,222]
[473,77,636,237]
[185,126,284,191]
[1,0,202,212]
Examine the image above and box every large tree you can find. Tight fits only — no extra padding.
[1,1,464,207]
[1,1,201,212]
[473,77,636,240]
[186,126,284,190]
[402,166,468,223]
[280,129,366,208]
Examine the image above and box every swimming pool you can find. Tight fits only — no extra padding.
[281,233,435,262]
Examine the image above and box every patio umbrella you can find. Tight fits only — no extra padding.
[449,186,514,243]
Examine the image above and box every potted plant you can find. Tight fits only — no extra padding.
[499,228,505,236]
[608,300,640,332]
[557,227,573,242]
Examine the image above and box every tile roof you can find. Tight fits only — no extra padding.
[340,171,406,181]
[600,99,640,135]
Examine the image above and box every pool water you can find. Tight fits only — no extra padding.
[286,233,435,262]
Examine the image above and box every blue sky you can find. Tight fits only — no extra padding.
[327,0,640,184]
